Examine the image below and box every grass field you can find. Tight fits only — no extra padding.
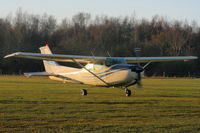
[0,76,200,133]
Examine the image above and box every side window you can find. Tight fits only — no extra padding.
[85,64,94,70]
[93,64,103,70]
[85,63,104,71]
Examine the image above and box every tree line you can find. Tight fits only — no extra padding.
[1,9,200,76]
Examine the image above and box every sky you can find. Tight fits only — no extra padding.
[0,0,199,24]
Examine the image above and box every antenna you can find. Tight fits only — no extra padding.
[106,51,111,57]
[134,48,141,57]
[90,51,95,57]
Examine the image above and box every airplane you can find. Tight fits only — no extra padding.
[4,44,198,96]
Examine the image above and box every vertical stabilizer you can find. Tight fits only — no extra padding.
[39,44,59,73]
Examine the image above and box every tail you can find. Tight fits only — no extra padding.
[39,44,59,73]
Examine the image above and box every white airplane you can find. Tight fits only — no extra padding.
[4,44,198,96]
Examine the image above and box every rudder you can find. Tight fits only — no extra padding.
[39,44,59,73]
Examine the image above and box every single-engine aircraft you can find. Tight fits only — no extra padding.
[4,44,198,96]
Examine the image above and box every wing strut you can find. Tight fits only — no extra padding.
[143,61,152,69]
[71,59,110,86]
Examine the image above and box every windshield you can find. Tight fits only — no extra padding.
[85,58,127,70]
[105,58,126,66]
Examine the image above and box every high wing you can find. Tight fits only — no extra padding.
[4,52,105,63]
[4,52,197,63]
[124,56,198,63]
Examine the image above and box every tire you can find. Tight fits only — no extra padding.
[125,89,131,97]
[81,89,87,96]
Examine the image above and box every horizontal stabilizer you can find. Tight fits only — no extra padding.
[24,72,57,77]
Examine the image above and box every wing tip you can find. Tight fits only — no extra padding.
[4,52,21,58]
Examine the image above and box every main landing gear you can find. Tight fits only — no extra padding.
[81,89,87,96]
[80,88,131,97]
[125,88,131,97]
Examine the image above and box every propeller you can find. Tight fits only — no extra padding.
[134,48,143,89]
[130,48,152,89]
[131,65,143,89]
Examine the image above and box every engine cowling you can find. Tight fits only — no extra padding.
[131,65,143,88]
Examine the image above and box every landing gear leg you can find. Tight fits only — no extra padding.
[125,88,131,97]
[81,89,87,96]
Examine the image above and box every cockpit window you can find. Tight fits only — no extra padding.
[85,58,127,70]
[105,58,126,66]
[93,64,104,70]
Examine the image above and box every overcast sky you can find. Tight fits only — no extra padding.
[0,0,199,24]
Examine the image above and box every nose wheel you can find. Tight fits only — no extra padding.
[81,89,87,96]
[125,88,131,97]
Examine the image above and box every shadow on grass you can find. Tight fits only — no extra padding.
[0,100,157,105]
[1,80,58,85]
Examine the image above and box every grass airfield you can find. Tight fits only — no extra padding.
[0,76,200,133]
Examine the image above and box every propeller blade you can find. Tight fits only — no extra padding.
[136,72,142,89]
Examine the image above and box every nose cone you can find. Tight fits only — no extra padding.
[126,65,144,86]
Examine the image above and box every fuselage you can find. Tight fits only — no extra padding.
[49,63,139,87]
